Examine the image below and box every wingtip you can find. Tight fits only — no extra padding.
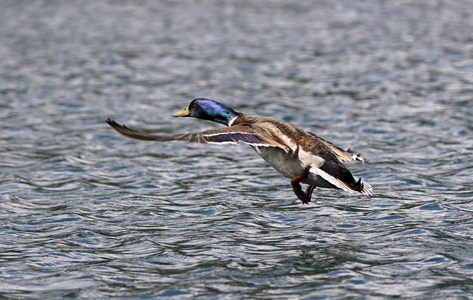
[351,152,368,163]
[106,118,126,130]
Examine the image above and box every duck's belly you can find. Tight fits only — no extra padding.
[252,146,333,188]
[253,146,303,178]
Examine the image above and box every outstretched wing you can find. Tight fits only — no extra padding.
[106,118,275,147]
[307,131,366,163]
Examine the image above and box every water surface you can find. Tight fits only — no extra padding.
[1,1,472,298]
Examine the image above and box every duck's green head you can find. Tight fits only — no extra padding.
[173,98,240,126]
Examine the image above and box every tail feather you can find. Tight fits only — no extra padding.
[351,178,373,196]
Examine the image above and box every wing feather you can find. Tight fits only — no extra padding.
[307,131,366,163]
[106,119,278,147]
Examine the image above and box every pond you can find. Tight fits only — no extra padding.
[1,1,472,298]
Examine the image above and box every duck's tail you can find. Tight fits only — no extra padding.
[351,178,373,196]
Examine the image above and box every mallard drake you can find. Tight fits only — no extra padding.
[106,98,373,204]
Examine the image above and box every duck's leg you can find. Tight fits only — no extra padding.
[290,168,314,204]
[305,185,315,201]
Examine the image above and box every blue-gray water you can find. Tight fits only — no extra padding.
[1,1,472,298]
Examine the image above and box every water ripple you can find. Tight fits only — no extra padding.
[1,0,473,299]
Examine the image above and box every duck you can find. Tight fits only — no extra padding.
[106,98,373,204]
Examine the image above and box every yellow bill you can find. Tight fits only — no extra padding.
[172,106,190,117]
